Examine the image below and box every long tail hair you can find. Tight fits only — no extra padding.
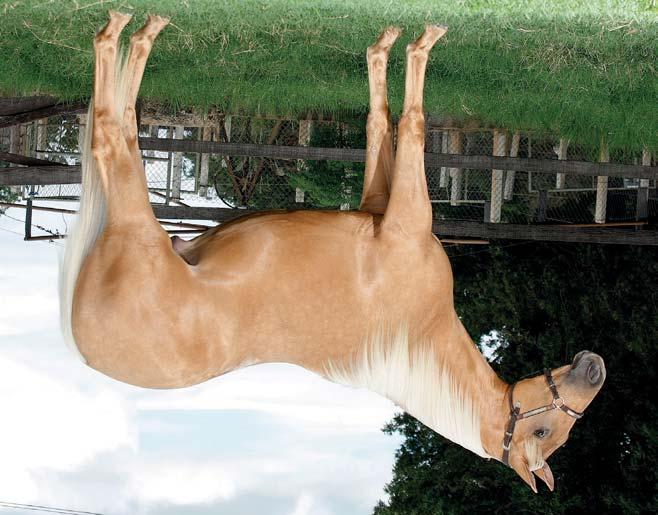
[59,49,131,362]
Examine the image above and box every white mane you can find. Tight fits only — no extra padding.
[325,324,489,458]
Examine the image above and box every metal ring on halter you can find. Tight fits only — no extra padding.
[552,397,565,409]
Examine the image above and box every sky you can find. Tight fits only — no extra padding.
[0,203,402,515]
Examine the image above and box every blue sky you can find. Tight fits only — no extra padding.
[0,204,402,515]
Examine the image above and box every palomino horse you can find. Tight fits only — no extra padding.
[59,12,606,492]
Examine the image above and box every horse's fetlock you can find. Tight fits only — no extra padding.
[93,33,116,50]
[406,44,427,60]
[367,48,387,68]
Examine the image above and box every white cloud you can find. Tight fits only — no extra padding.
[0,291,59,336]
[0,356,137,502]
[133,364,398,434]
[0,208,400,515]
[133,461,237,505]
[290,493,333,515]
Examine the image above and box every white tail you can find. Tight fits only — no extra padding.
[58,49,131,362]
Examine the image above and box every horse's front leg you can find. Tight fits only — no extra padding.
[381,25,447,238]
[359,27,401,215]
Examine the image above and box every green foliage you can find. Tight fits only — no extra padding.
[209,154,295,209]
[0,1,656,151]
[0,186,19,204]
[288,120,365,209]
[375,243,658,514]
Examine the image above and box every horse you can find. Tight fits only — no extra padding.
[59,12,606,492]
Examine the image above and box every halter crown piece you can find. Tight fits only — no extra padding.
[501,369,583,466]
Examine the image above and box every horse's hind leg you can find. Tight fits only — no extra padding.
[122,15,169,162]
[360,27,401,215]
[91,12,165,228]
[91,11,132,195]
[381,25,447,237]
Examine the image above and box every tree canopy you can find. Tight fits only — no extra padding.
[374,243,657,514]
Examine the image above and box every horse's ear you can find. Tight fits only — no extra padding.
[510,454,537,493]
[533,461,555,491]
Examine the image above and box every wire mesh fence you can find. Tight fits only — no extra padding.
[424,127,655,224]
[1,113,655,225]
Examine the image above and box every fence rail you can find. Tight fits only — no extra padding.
[138,138,657,179]
[148,206,655,245]
[1,110,656,245]
[3,148,656,187]
[0,165,79,185]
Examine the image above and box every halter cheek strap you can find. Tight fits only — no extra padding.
[502,369,583,467]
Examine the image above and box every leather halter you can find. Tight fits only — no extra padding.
[501,369,583,466]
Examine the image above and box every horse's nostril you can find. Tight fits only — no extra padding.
[570,352,606,386]
[587,362,601,385]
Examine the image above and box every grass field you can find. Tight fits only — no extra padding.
[0,0,656,152]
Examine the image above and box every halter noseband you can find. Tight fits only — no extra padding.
[501,369,583,466]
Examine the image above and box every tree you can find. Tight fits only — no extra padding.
[374,243,658,514]
[0,186,19,206]
[210,117,298,208]
[287,119,365,209]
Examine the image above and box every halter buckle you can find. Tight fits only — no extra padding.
[552,397,565,409]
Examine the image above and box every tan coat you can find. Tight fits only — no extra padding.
[62,14,606,492]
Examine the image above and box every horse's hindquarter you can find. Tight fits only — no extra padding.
[72,224,221,388]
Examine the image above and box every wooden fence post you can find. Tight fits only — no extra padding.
[171,125,184,200]
[9,125,20,154]
[537,190,548,222]
[36,118,48,160]
[8,125,23,196]
[198,125,212,197]
[640,148,652,188]
[595,141,609,224]
[164,127,172,204]
[490,129,506,223]
[440,130,449,187]
[636,148,652,220]
[556,138,569,189]
[146,125,158,158]
[77,114,87,157]
[297,119,312,203]
[504,131,520,200]
[224,116,232,142]
[449,130,463,206]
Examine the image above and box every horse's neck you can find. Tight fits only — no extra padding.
[324,316,507,459]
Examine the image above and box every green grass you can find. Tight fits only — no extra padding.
[0,0,656,152]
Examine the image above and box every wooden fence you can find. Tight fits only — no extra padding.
[1,98,656,245]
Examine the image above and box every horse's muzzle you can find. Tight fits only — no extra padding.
[571,350,606,387]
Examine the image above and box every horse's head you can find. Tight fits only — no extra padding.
[502,350,605,492]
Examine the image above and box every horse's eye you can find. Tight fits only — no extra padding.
[534,428,549,439]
